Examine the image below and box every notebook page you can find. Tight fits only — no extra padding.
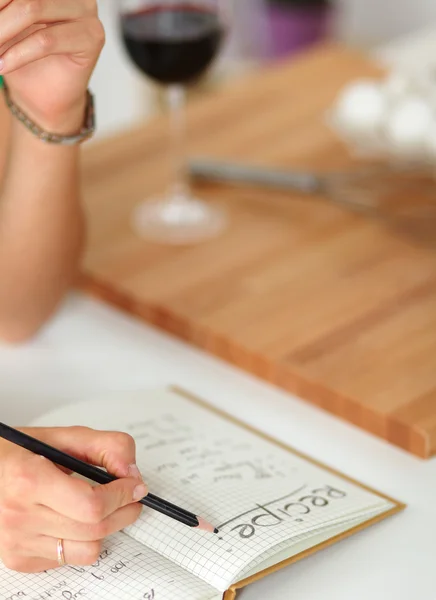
[0,533,220,600]
[238,504,393,580]
[32,390,393,592]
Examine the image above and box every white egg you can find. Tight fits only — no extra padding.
[385,96,434,157]
[333,79,386,137]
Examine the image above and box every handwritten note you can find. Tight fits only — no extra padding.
[115,392,391,591]
[28,389,394,594]
[0,534,219,600]
[128,412,293,489]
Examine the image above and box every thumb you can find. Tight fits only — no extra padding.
[28,426,144,480]
[66,426,149,515]
[89,476,148,520]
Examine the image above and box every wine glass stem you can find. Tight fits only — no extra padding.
[167,85,190,203]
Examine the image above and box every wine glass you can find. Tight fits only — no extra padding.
[118,0,229,244]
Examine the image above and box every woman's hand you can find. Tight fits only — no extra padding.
[0,427,147,573]
[0,0,105,132]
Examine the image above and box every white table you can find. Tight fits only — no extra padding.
[0,293,434,600]
[2,28,436,600]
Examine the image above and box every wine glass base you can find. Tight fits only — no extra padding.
[132,197,227,245]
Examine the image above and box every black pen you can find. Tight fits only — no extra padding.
[0,422,218,534]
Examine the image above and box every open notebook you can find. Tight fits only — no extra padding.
[1,388,404,600]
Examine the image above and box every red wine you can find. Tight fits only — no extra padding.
[121,5,224,85]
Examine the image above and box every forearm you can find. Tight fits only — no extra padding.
[0,103,86,342]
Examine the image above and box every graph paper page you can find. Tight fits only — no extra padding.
[33,390,392,592]
[0,533,220,600]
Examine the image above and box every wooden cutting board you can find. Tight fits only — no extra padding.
[80,44,436,459]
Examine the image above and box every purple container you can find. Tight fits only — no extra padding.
[265,3,333,59]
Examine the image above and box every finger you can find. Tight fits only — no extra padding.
[38,464,147,523]
[5,453,147,523]
[83,477,148,524]
[0,24,45,55]
[0,0,96,46]
[0,20,104,74]
[1,554,58,573]
[31,426,143,481]
[6,501,143,542]
[16,535,105,567]
[0,0,16,9]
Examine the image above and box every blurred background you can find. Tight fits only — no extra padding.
[92,0,436,139]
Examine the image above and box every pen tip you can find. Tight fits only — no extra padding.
[214,528,219,534]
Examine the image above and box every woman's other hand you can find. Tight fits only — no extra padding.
[0,0,105,132]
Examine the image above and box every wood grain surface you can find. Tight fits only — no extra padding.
[80,44,436,458]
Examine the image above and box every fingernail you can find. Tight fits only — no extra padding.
[128,464,142,480]
[133,484,148,502]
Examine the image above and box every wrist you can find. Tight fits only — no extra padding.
[8,92,87,136]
